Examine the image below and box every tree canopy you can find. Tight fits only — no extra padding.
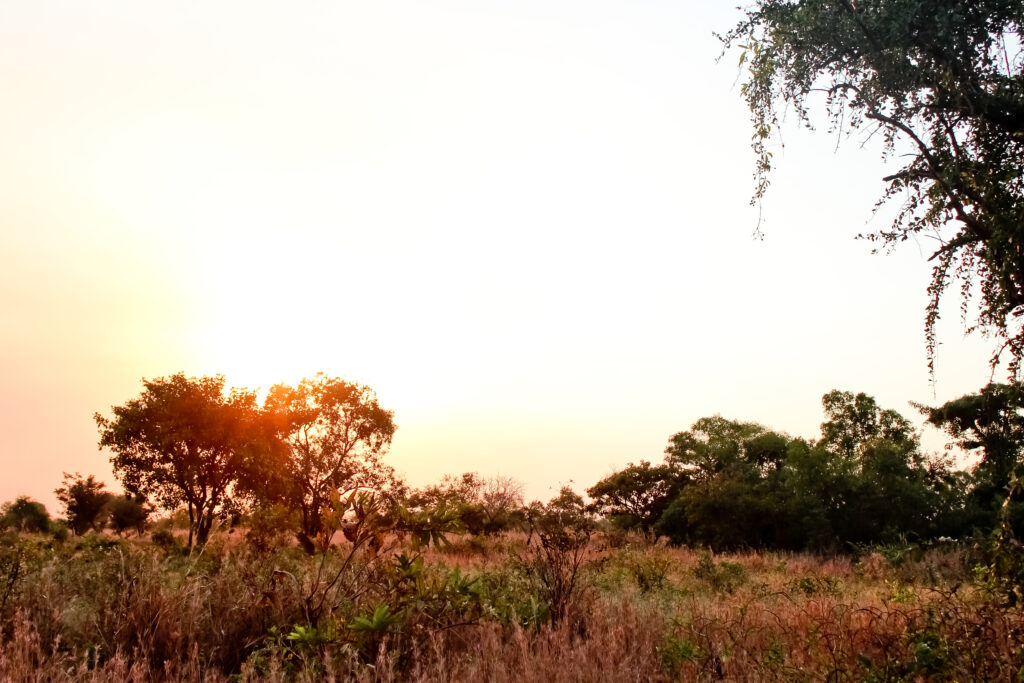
[0,496,50,534]
[263,374,397,549]
[95,373,270,547]
[722,0,1024,374]
[917,382,1024,493]
[54,473,112,536]
[587,461,685,535]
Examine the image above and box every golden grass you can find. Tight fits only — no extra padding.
[0,531,1020,681]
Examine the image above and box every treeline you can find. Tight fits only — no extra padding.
[590,387,1024,551]
[1,477,148,540]
[4,375,1023,555]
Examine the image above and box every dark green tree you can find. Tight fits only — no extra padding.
[722,1,1024,374]
[95,373,270,547]
[54,472,112,535]
[658,392,948,549]
[820,390,916,458]
[587,461,686,536]
[1,496,50,533]
[917,382,1024,492]
[916,382,1024,532]
[106,494,150,536]
[664,416,774,481]
[662,418,797,549]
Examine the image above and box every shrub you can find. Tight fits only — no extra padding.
[693,552,747,594]
[523,511,593,625]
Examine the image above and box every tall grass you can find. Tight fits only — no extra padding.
[1,531,1021,681]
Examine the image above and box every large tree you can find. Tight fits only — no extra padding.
[95,374,269,547]
[263,374,397,550]
[722,1,1024,374]
[917,382,1024,495]
[819,389,917,458]
[664,416,784,480]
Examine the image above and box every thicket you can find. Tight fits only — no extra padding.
[593,387,1024,553]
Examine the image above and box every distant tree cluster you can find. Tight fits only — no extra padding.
[589,387,1024,550]
[89,373,401,550]
[406,472,525,536]
[0,475,150,540]
[5,373,1018,556]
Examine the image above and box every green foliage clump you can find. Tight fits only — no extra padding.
[693,552,747,595]
[722,0,1024,374]
[658,634,703,678]
[1,497,50,534]
[55,473,112,536]
[599,547,674,595]
[587,461,684,537]
[406,472,525,537]
[106,494,149,536]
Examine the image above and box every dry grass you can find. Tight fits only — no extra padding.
[1,531,1021,681]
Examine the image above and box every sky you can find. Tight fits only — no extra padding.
[0,0,1000,511]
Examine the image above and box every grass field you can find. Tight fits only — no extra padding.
[1,528,1022,681]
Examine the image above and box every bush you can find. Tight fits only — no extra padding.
[244,504,296,552]
[693,552,747,594]
[151,527,182,554]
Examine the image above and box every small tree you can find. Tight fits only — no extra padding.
[524,489,594,626]
[480,475,525,531]
[95,373,270,547]
[408,472,525,535]
[107,494,150,536]
[54,473,112,535]
[263,374,397,551]
[587,461,685,537]
[1,497,50,533]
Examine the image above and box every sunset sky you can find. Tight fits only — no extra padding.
[0,1,998,510]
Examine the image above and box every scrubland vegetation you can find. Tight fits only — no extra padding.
[2,375,1024,680]
[1,523,1023,681]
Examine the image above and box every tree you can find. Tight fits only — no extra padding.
[479,474,526,533]
[664,416,782,480]
[546,486,587,519]
[820,390,917,458]
[54,473,112,535]
[107,494,150,536]
[587,461,686,536]
[817,390,936,541]
[1,496,50,533]
[657,393,945,549]
[722,1,1024,374]
[917,382,1024,492]
[95,373,270,547]
[263,374,397,550]
[407,472,525,536]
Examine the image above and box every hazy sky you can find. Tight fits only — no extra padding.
[0,1,998,510]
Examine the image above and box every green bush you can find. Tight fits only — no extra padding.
[693,552,747,594]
